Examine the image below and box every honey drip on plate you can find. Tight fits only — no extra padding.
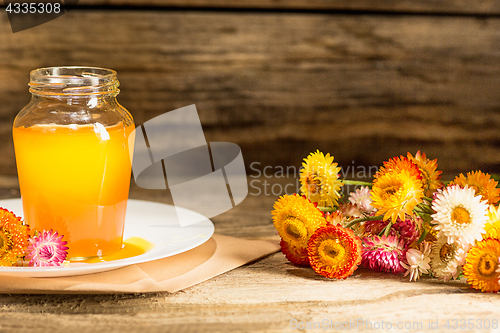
[80,237,154,263]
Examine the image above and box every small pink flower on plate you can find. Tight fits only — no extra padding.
[25,230,69,267]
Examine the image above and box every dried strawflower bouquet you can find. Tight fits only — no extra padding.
[272,150,500,293]
[0,208,68,267]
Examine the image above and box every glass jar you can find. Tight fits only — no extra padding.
[13,67,135,260]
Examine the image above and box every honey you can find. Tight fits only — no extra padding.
[13,122,135,259]
[80,237,154,263]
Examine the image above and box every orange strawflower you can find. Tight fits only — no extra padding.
[0,208,30,266]
[324,210,344,226]
[376,155,422,181]
[280,239,309,266]
[371,168,424,224]
[307,225,362,279]
[463,238,500,293]
[450,171,500,205]
[407,151,444,197]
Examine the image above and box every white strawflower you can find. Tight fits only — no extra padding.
[401,242,431,282]
[430,236,469,281]
[431,185,488,245]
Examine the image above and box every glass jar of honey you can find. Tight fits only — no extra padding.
[13,67,135,260]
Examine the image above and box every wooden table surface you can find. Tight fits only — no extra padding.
[0,176,499,333]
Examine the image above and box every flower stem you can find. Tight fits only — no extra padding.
[341,180,373,187]
[416,203,435,215]
[318,206,335,213]
[379,222,392,237]
[344,214,384,229]
[417,228,429,244]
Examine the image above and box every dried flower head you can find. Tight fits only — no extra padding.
[280,239,309,266]
[0,208,30,266]
[450,171,500,205]
[401,241,432,281]
[483,204,500,240]
[363,214,419,249]
[300,150,343,208]
[371,158,424,224]
[25,230,68,267]
[376,156,423,180]
[272,194,326,250]
[430,237,469,281]
[348,186,375,215]
[361,234,406,274]
[431,185,488,245]
[463,238,500,293]
[407,151,443,197]
[307,225,362,279]
[324,210,344,226]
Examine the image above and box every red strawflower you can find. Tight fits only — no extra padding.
[307,225,362,279]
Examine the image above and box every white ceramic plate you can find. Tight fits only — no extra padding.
[0,199,214,277]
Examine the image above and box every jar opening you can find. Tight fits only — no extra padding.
[29,66,120,97]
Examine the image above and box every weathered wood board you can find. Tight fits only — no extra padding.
[1,7,500,179]
[0,2,500,332]
[0,176,498,332]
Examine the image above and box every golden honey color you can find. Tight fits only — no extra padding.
[13,122,135,259]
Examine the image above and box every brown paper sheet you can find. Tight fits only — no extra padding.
[0,234,280,294]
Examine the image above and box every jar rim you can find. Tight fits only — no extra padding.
[29,66,120,97]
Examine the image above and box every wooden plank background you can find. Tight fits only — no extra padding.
[1,1,500,179]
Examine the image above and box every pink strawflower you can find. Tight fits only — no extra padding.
[339,202,362,219]
[348,186,375,214]
[363,215,420,249]
[393,215,420,248]
[25,230,68,267]
[364,219,390,236]
[361,234,406,274]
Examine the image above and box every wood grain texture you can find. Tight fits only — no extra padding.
[0,177,499,332]
[74,0,500,15]
[1,11,500,179]
[1,4,499,332]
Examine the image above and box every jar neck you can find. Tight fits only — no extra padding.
[30,94,118,107]
[29,67,120,98]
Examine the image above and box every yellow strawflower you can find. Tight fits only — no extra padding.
[300,150,343,208]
